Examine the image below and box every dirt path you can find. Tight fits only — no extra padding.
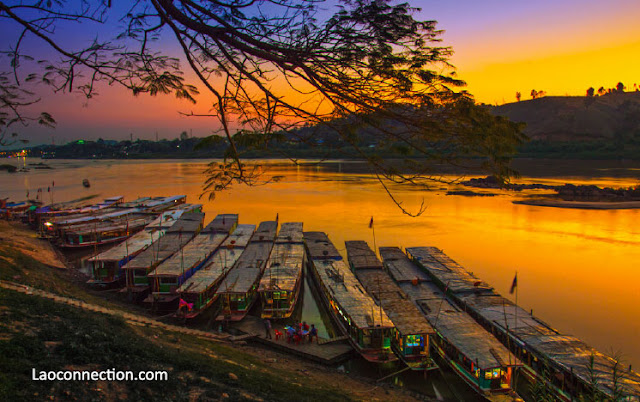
[0,279,231,342]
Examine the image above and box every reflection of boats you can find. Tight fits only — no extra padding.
[259,222,305,319]
[305,233,396,363]
[385,247,520,397]
[176,223,254,319]
[346,242,436,370]
[83,179,90,188]
[216,221,277,321]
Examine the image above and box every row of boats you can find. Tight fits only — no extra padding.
[35,196,640,401]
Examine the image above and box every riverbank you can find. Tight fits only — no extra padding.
[0,221,422,401]
[513,199,640,209]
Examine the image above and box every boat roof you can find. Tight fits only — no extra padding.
[458,287,640,397]
[165,212,205,233]
[145,195,186,209]
[380,248,518,370]
[217,241,274,294]
[221,224,255,248]
[523,335,640,398]
[53,208,142,226]
[379,247,430,283]
[122,232,195,270]
[303,232,343,260]
[178,247,244,294]
[258,243,304,292]
[144,210,185,230]
[275,222,303,244]
[88,229,166,262]
[345,240,383,270]
[202,214,238,234]
[405,247,640,396]
[406,247,492,294]
[250,221,278,243]
[148,232,228,278]
[103,196,124,203]
[64,216,153,235]
[310,258,394,330]
[354,268,435,336]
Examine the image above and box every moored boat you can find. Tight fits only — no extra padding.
[345,241,436,370]
[176,224,255,319]
[406,246,640,401]
[120,212,204,300]
[305,233,395,363]
[381,247,520,397]
[258,222,305,319]
[216,221,277,321]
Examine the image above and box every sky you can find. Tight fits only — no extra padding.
[2,0,639,144]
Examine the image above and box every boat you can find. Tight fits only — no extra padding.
[215,221,278,321]
[87,209,192,287]
[201,213,238,234]
[145,221,232,310]
[258,222,305,319]
[344,240,436,370]
[406,246,640,401]
[56,215,155,248]
[304,232,395,363]
[176,224,255,319]
[120,212,204,300]
[82,178,90,188]
[380,247,520,397]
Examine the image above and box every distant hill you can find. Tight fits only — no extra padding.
[492,91,640,142]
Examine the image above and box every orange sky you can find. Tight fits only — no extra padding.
[9,0,640,142]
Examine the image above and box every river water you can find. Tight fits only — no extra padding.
[2,157,639,373]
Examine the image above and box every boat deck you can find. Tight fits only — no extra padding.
[250,221,278,243]
[275,222,304,244]
[202,214,238,234]
[231,315,353,365]
[217,241,274,294]
[303,232,343,260]
[380,247,518,371]
[345,240,383,270]
[220,224,255,249]
[88,228,165,263]
[259,243,305,292]
[148,232,228,277]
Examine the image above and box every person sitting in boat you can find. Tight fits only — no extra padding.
[308,324,318,343]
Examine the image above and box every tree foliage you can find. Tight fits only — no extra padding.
[0,0,525,214]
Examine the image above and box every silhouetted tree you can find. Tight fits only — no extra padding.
[586,87,595,97]
[516,92,521,102]
[179,131,188,141]
[597,87,606,96]
[531,89,539,99]
[616,82,626,93]
[537,90,546,97]
[0,0,525,214]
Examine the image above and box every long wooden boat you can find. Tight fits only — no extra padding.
[215,221,277,321]
[380,247,520,397]
[201,213,238,234]
[175,224,254,319]
[406,247,640,401]
[120,213,204,299]
[258,222,305,319]
[87,210,190,287]
[146,230,229,309]
[345,241,436,370]
[56,215,155,248]
[304,233,395,363]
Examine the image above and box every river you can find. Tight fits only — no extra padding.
[2,157,639,372]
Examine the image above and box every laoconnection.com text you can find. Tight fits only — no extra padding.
[32,369,168,381]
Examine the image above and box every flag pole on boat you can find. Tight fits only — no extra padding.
[369,216,377,258]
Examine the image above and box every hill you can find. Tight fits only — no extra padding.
[493,91,640,142]
[491,92,640,159]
